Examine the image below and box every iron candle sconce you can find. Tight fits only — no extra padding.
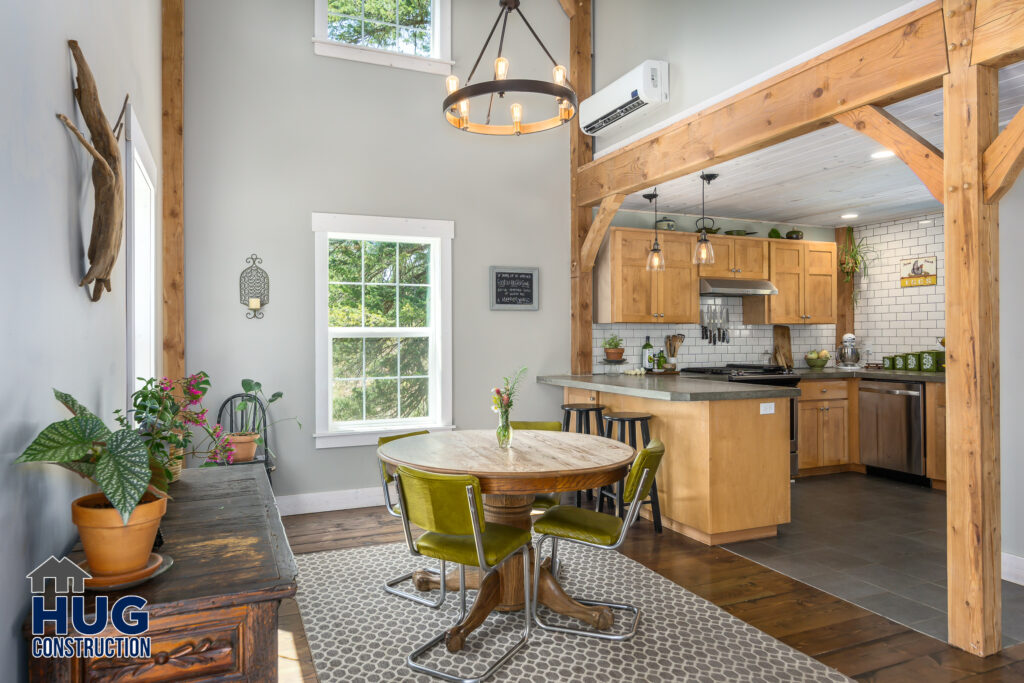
[240,254,269,319]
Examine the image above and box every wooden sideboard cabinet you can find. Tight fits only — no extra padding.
[594,226,699,324]
[743,240,837,325]
[26,465,296,682]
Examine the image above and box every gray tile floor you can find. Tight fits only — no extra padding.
[724,473,1024,646]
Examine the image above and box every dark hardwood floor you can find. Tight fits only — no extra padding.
[279,505,1024,682]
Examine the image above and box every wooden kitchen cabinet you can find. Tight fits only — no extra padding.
[798,400,849,469]
[698,235,769,280]
[742,240,837,325]
[926,382,947,487]
[594,227,698,323]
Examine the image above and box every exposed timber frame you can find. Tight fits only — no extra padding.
[566,0,1024,656]
[162,0,185,381]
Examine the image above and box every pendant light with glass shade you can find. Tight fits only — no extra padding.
[442,0,577,136]
[693,172,719,265]
[644,189,665,272]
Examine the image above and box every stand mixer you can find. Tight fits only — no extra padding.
[837,333,862,369]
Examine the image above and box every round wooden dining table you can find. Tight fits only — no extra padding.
[378,429,635,652]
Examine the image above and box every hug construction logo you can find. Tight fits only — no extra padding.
[26,555,152,659]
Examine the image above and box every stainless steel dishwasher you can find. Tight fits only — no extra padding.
[858,380,925,476]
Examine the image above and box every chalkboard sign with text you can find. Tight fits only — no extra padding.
[489,266,539,311]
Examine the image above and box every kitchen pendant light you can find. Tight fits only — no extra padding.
[441,0,577,136]
[693,172,719,265]
[645,189,665,272]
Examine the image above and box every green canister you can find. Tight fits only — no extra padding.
[893,354,907,370]
[882,356,893,370]
[920,350,944,372]
[905,352,922,371]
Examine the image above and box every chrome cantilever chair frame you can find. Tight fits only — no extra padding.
[379,463,447,608]
[531,469,651,641]
[395,475,533,683]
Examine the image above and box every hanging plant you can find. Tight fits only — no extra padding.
[838,226,874,282]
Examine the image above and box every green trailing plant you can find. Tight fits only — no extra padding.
[602,334,624,349]
[231,378,301,464]
[838,226,875,306]
[17,390,169,523]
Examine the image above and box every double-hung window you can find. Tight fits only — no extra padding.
[312,0,452,76]
[313,213,453,447]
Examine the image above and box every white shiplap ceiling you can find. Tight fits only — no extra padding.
[619,63,1024,228]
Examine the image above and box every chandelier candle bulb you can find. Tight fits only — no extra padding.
[552,64,567,86]
[494,57,509,81]
[511,103,523,135]
[445,74,459,96]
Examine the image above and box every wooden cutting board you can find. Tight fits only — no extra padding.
[773,325,793,368]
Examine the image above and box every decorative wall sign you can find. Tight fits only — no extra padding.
[489,266,539,311]
[900,255,937,287]
[240,254,269,319]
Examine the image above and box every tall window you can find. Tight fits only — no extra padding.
[124,103,158,408]
[313,214,453,447]
[313,0,452,76]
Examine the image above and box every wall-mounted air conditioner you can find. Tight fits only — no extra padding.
[579,60,669,136]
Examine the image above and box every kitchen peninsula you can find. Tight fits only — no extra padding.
[538,373,799,545]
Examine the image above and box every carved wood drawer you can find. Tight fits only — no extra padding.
[85,605,247,682]
[798,380,849,401]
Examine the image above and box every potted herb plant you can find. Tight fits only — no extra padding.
[492,367,526,448]
[602,334,625,361]
[225,379,300,463]
[17,391,172,578]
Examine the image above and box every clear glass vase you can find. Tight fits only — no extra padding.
[496,412,513,448]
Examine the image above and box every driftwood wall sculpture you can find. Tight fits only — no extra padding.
[56,40,126,302]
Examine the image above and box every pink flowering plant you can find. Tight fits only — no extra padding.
[491,366,526,447]
[123,372,235,470]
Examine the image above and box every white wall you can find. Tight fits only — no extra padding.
[183,0,571,501]
[852,212,946,358]
[1000,184,1024,563]
[592,0,918,151]
[0,2,161,678]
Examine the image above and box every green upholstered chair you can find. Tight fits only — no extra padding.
[531,439,666,641]
[509,421,563,511]
[395,466,533,682]
[377,431,445,608]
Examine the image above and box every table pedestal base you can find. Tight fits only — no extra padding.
[410,493,613,653]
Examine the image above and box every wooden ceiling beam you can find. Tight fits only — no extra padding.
[558,0,576,19]
[983,104,1024,202]
[574,2,949,207]
[580,194,626,273]
[972,0,1024,67]
[834,105,945,202]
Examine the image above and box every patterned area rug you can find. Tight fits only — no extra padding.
[295,541,850,682]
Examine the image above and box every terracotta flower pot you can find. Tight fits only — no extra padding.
[227,432,259,462]
[604,348,624,361]
[71,493,167,577]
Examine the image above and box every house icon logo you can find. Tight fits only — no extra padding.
[26,555,91,594]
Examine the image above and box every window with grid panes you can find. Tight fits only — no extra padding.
[325,0,438,58]
[327,236,436,427]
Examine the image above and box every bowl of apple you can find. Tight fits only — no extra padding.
[805,349,831,369]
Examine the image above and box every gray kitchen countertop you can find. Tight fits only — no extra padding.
[536,374,801,402]
[791,368,945,383]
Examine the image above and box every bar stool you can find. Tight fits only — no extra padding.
[561,403,605,508]
[600,412,662,533]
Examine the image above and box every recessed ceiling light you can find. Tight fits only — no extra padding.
[871,149,896,159]
[841,213,858,219]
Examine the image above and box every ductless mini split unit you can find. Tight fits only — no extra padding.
[579,59,669,136]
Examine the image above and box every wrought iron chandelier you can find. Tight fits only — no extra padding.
[441,0,577,136]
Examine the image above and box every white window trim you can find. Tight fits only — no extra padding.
[312,0,452,76]
[312,212,454,448]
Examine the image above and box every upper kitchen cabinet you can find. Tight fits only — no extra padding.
[697,236,769,280]
[742,240,837,325]
[594,227,699,324]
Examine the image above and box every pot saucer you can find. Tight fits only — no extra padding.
[79,553,172,590]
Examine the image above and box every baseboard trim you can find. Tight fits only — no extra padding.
[276,486,384,516]
[1004,552,1024,586]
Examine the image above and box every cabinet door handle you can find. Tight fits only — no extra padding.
[821,388,827,393]
[736,268,742,273]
